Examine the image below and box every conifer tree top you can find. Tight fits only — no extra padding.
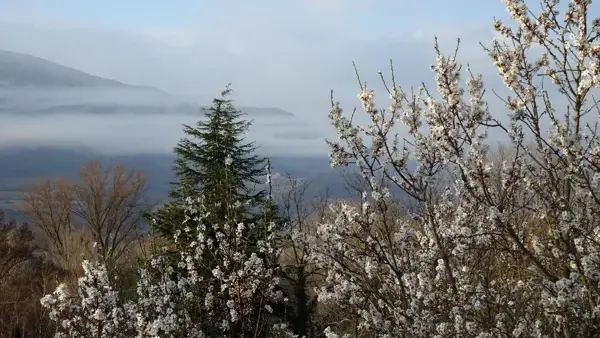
[152,85,271,238]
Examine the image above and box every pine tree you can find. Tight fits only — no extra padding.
[151,85,271,245]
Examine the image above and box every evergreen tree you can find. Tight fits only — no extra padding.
[151,85,272,245]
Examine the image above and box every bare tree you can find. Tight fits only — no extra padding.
[18,161,150,274]
[0,210,35,282]
[0,210,59,338]
[18,178,76,269]
[70,161,150,273]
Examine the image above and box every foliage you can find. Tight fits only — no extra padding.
[273,174,330,338]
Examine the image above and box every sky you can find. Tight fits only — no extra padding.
[0,0,528,155]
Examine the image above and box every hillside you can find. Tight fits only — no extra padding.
[0,49,135,88]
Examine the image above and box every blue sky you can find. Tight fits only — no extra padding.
[0,0,202,27]
[0,0,508,29]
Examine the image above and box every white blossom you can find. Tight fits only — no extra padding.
[41,195,283,337]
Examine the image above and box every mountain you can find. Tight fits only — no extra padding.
[0,146,339,198]
[0,49,296,118]
[0,49,150,89]
[0,146,420,223]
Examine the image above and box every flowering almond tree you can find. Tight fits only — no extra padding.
[40,195,286,338]
[40,261,133,338]
[313,0,600,337]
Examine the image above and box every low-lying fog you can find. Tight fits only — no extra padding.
[0,112,330,156]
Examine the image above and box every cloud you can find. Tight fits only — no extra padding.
[0,112,331,156]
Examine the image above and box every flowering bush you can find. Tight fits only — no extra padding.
[41,261,132,338]
[314,0,600,337]
[41,196,286,338]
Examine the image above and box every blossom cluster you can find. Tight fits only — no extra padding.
[40,195,286,338]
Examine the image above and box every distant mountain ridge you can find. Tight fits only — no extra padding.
[0,49,296,118]
[0,146,346,222]
[0,49,144,89]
